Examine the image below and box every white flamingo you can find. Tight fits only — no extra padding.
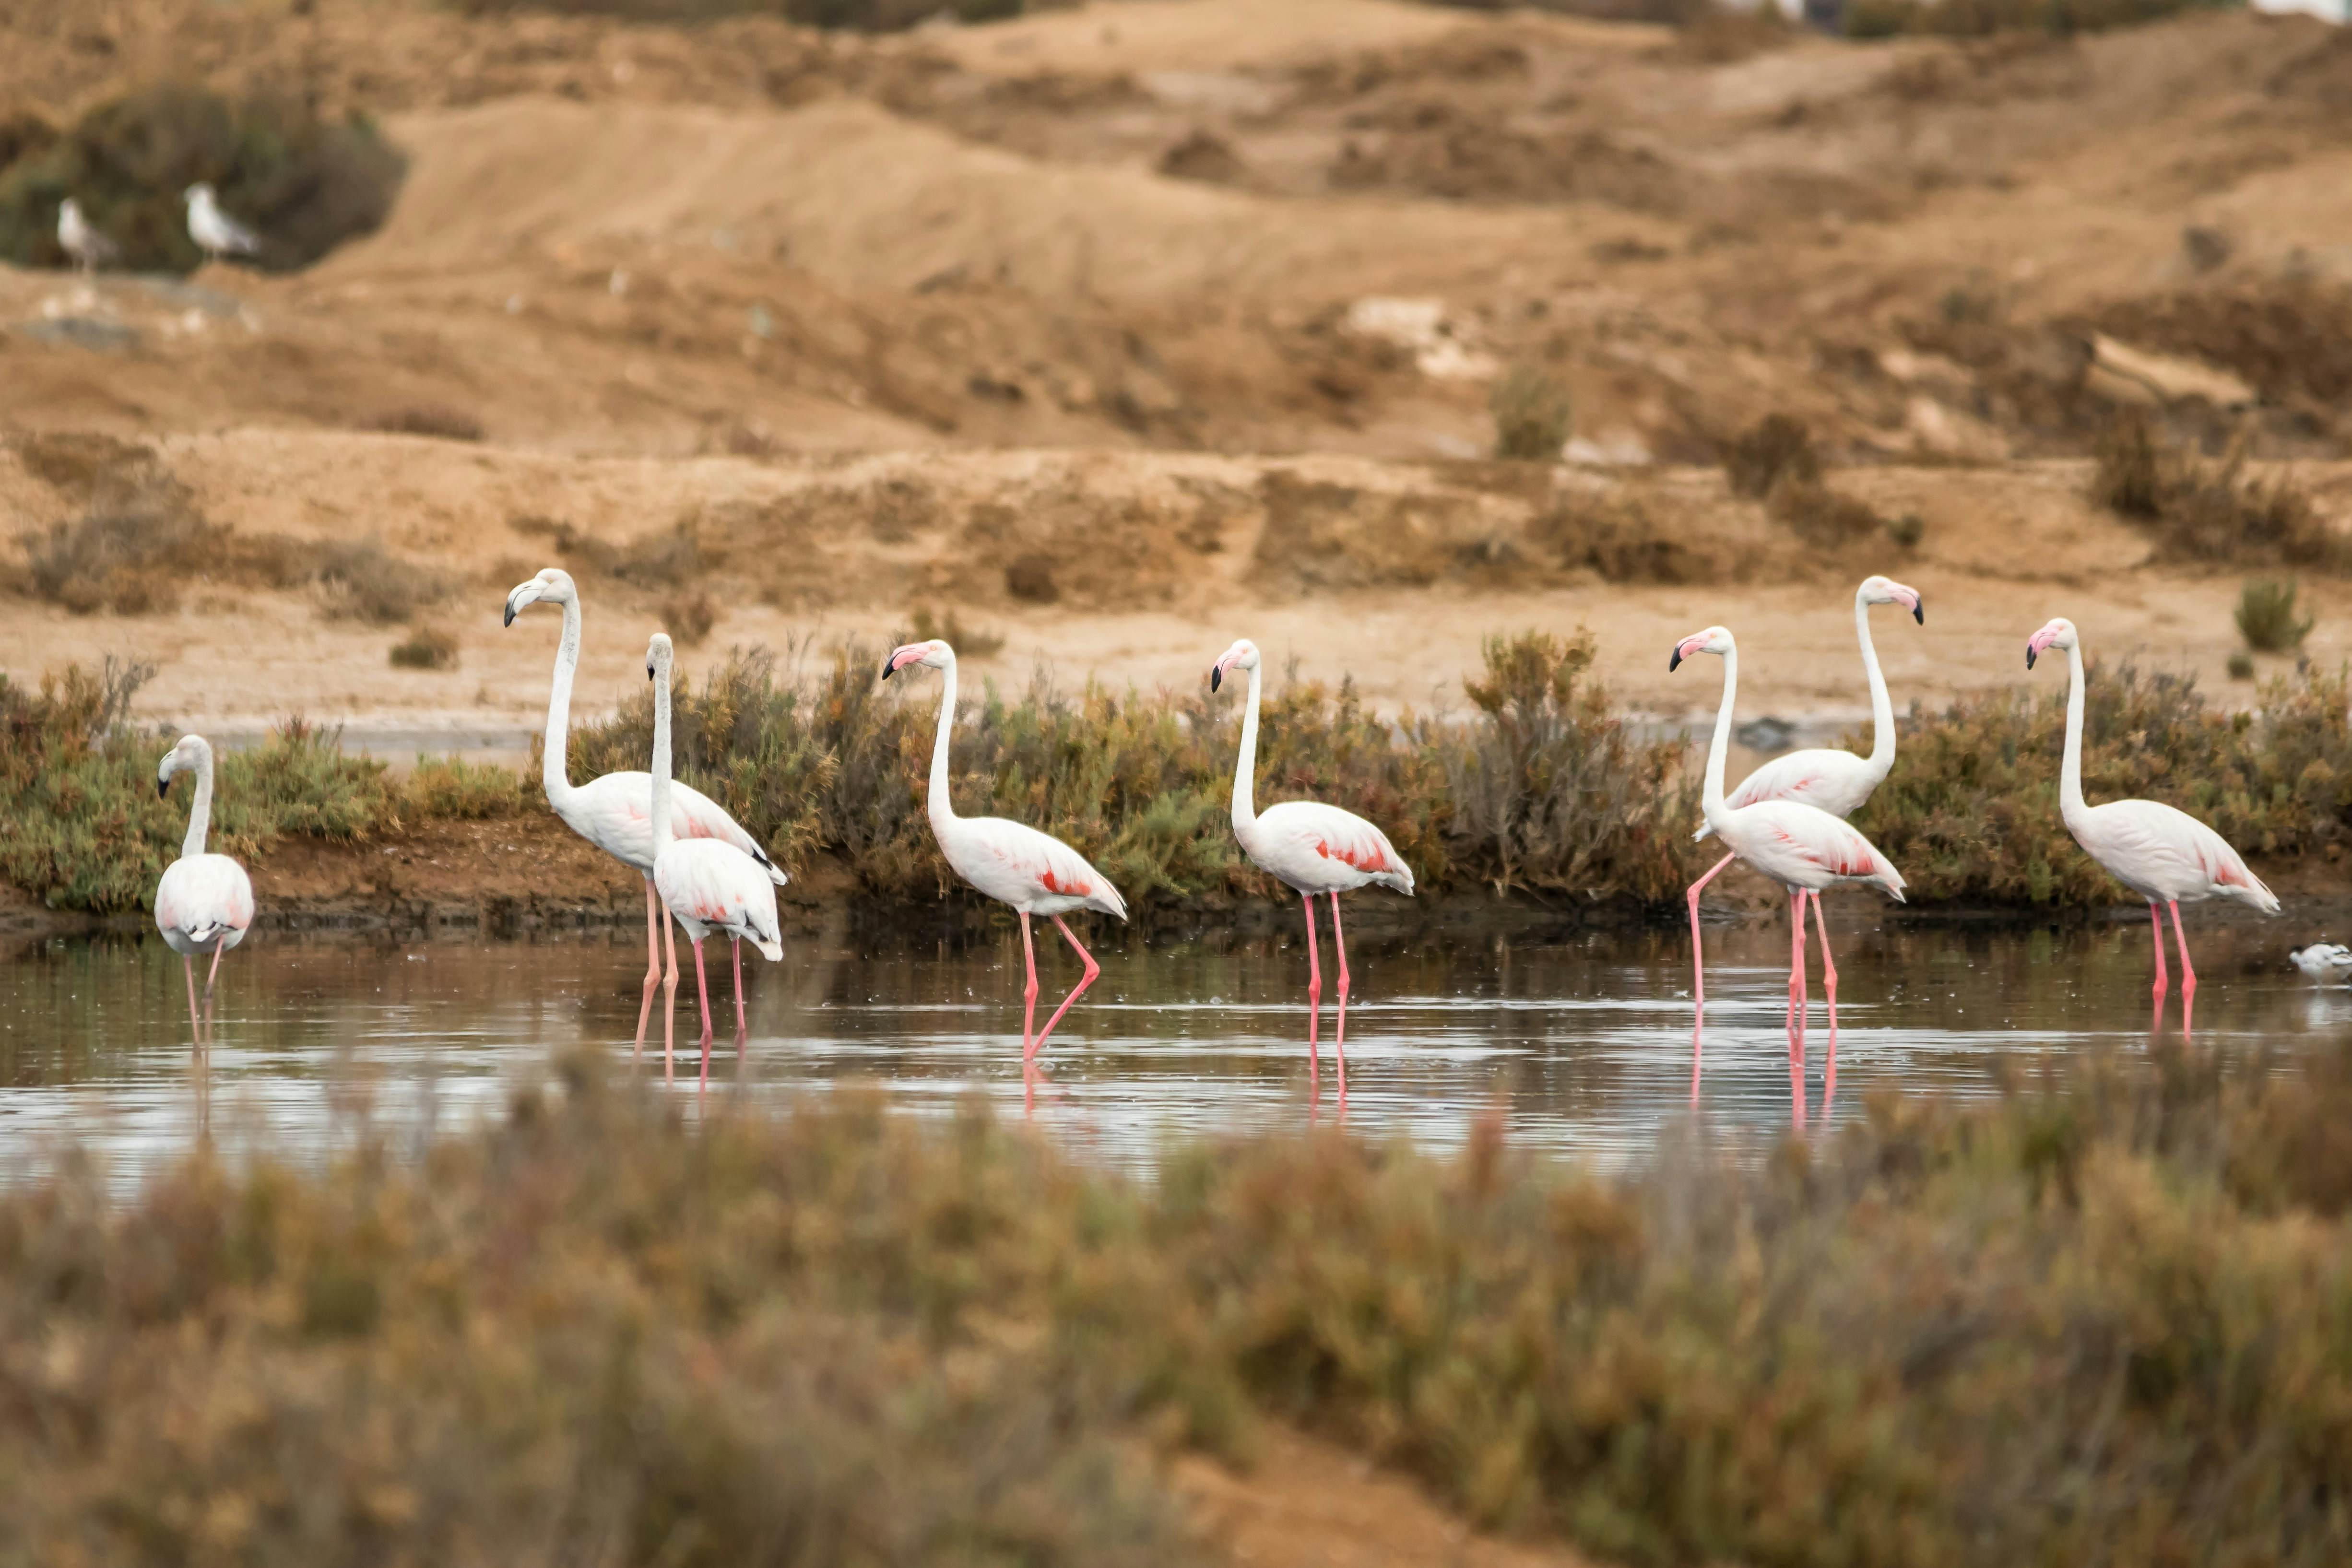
[2026,617,2278,1030]
[58,199,118,274]
[154,735,254,1045]
[1210,638,1414,1105]
[1673,626,1907,1106]
[647,634,783,1088]
[881,637,1126,1100]
[505,567,785,1062]
[183,183,259,265]
[1684,575,1921,1018]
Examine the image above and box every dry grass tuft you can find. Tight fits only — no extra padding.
[321,540,448,625]
[365,405,485,442]
[908,606,1006,659]
[2092,412,2345,570]
[388,624,459,670]
[1489,363,1573,462]
[1766,472,1889,549]
[1722,412,1820,499]
[2235,578,2314,652]
[662,588,719,648]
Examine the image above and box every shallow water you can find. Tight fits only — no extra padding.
[2,910,2347,1187]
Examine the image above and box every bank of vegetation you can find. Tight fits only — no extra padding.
[3,640,2344,918]
[4,1043,2349,1565]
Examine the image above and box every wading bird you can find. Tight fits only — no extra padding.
[882,637,1125,1102]
[1686,575,1922,1018]
[505,567,785,1063]
[1210,638,1414,1106]
[155,735,254,1046]
[647,634,782,1088]
[57,198,118,274]
[2291,943,2352,982]
[2027,617,2277,1030]
[1673,626,1907,1107]
[183,183,259,265]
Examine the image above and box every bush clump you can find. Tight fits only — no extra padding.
[2236,578,2314,653]
[445,0,1030,25]
[1722,411,1820,499]
[0,82,404,275]
[388,625,460,670]
[1844,0,2225,38]
[8,1045,2352,1565]
[1489,363,1573,462]
[1852,658,2352,905]
[2091,412,2347,571]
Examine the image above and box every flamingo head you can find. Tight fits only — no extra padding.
[503,566,578,627]
[1209,637,1261,693]
[1667,625,1733,672]
[1860,574,1924,624]
[645,632,673,684]
[156,734,209,797]
[881,638,952,681]
[2025,616,2078,671]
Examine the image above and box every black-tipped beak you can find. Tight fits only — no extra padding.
[156,776,169,798]
[503,601,518,628]
[1209,666,1222,693]
[1912,601,1925,625]
[2025,647,2037,671]
[646,663,654,683]
[1668,648,1683,672]
[880,657,895,681]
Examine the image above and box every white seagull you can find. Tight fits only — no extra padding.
[58,198,119,274]
[183,183,260,265]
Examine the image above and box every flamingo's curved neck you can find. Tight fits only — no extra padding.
[181,742,214,861]
[928,655,960,830]
[650,658,674,857]
[2059,641,2089,827]
[1230,663,1262,834]
[1701,645,1739,832]
[1856,591,1895,778]
[541,594,582,812]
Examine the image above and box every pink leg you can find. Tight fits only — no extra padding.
[1329,892,1350,1111]
[1788,889,1808,1125]
[1031,916,1101,1058]
[634,877,661,1062]
[1018,913,1042,1070]
[2147,900,2168,1006]
[1686,851,1736,1109]
[690,938,715,1090]
[184,955,202,1049]
[1301,893,1323,1100]
[732,935,747,1056]
[2169,900,2196,1036]
[203,943,226,1044]
[1809,890,1838,1035]
[661,905,680,1085]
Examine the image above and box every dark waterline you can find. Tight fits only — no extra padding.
[2,914,2346,1188]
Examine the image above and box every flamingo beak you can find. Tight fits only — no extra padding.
[1911,596,1925,625]
[1209,661,1223,692]
[2025,641,2038,670]
[880,650,897,681]
[1668,644,1685,672]
[156,775,169,798]
[503,591,520,628]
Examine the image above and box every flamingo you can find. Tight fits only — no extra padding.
[881,637,1126,1099]
[647,634,783,1088]
[505,567,785,1067]
[2026,617,2278,1030]
[183,184,260,266]
[1672,626,1907,1105]
[1685,575,1922,1020]
[1210,638,1415,1105]
[154,735,254,1046]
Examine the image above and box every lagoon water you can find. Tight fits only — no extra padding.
[2,912,2346,1188]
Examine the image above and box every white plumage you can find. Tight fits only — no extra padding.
[154,735,254,1044]
[1697,574,1924,840]
[183,183,260,264]
[648,634,782,1087]
[57,199,118,273]
[2291,943,2352,981]
[508,567,783,1063]
[883,637,1123,1096]
[2027,616,2276,1030]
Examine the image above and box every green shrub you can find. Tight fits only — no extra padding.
[2236,578,2315,652]
[403,755,533,819]
[1852,659,2351,905]
[1489,363,1572,462]
[0,82,404,275]
[2227,651,2256,681]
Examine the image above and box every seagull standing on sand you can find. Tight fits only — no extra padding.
[183,183,260,265]
[58,199,119,273]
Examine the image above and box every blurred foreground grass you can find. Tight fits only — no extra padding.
[4,1045,2351,1565]
[4,639,2345,916]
